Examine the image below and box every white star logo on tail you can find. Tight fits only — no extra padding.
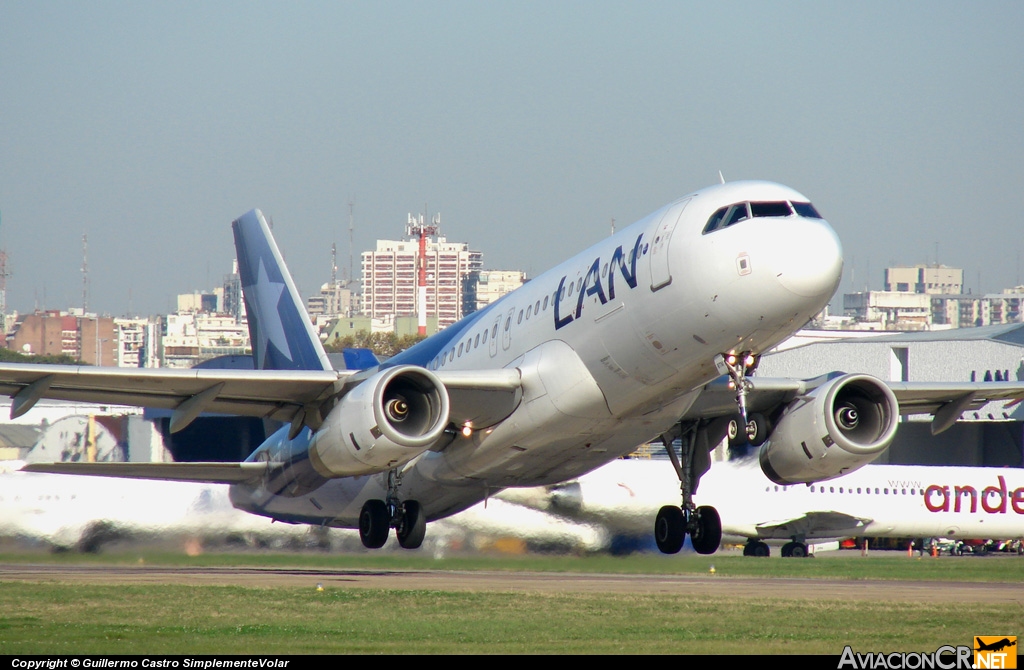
[243,258,293,368]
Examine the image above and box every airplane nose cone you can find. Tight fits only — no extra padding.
[773,221,844,298]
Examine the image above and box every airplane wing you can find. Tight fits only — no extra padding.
[0,362,522,434]
[752,511,871,539]
[682,373,1024,434]
[0,363,348,428]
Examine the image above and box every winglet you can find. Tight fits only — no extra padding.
[232,210,332,371]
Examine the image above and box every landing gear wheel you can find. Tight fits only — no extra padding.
[690,505,721,555]
[396,500,426,549]
[745,413,769,447]
[359,499,390,549]
[789,542,808,558]
[727,414,745,447]
[743,540,770,557]
[655,505,686,554]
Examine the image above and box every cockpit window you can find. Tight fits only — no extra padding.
[703,206,728,234]
[703,199,820,235]
[723,203,749,227]
[792,201,823,219]
[750,201,792,218]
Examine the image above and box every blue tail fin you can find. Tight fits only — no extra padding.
[232,209,332,371]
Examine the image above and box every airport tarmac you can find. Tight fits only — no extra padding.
[2,562,1021,604]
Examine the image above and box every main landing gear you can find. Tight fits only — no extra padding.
[742,539,810,557]
[358,469,426,550]
[653,351,760,556]
[780,540,809,558]
[656,423,722,555]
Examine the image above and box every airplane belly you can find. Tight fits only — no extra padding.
[229,474,488,528]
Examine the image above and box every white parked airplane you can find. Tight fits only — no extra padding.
[0,460,606,554]
[499,457,1024,557]
[0,460,315,551]
[8,180,1024,555]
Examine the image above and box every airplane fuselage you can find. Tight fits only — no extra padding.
[230,181,844,528]
[502,458,1024,544]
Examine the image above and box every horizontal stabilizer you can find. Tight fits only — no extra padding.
[20,461,269,484]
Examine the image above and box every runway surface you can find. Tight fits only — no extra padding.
[2,563,1021,603]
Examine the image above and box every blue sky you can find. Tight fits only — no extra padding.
[1,2,1022,316]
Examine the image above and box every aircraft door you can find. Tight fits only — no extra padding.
[501,307,515,352]
[649,198,691,291]
[489,311,502,357]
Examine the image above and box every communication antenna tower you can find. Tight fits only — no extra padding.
[330,243,337,285]
[406,210,439,336]
[81,233,89,312]
[348,200,355,287]
[0,210,8,331]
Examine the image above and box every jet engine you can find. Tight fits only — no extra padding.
[758,374,899,485]
[309,365,450,477]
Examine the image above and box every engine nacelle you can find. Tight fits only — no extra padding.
[309,365,450,477]
[758,373,899,485]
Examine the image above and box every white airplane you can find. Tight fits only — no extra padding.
[0,460,322,552]
[499,457,1024,557]
[7,180,1024,555]
[0,460,607,554]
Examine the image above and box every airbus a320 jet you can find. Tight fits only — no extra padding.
[10,181,1024,554]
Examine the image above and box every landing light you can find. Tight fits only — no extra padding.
[462,422,473,437]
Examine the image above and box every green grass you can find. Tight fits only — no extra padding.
[0,581,1016,654]
[4,547,1024,582]
[2,549,1023,653]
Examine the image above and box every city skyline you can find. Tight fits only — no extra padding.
[2,3,1022,316]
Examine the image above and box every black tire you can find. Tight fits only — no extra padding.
[690,506,722,555]
[655,505,686,554]
[753,541,770,557]
[727,415,745,447]
[790,542,808,558]
[781,541,794,558]
[359,499,390,549]
[745,413,769,447]
[396,500,427,549]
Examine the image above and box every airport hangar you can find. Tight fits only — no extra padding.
[755,322,1024,468]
